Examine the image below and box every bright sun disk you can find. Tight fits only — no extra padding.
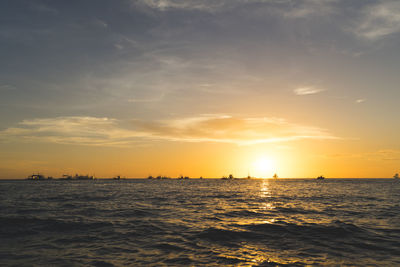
[253,157,275,177]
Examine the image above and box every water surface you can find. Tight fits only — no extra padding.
[1,179,399,266]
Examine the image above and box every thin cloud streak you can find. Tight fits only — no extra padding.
[0,115,338,146]
[135,0,338,14]
[294,87,325,95]
[325,149,400,161]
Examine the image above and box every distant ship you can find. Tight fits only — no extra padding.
[147,175,169,179]
[26,174,53,180]
[273,173,278,179]
[221,174,234,180]
[317,175,325,180]
[394,173,399,179]
[60,174,94,180]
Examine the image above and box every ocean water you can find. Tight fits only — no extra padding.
[1,179,400,266]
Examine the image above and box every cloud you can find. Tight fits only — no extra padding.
[374,149,400,161]
[283,0,338,19]
[30,2,59,15]
[0,117,142,147]
[135,0,226,11]
[355,98,366,104]
[134,115,338,145]
[294,86,325,95]
[127,95,165,103]
[136,0,400,45]
[135,0,338,15]
[93,19,108,29]
[326,149,400,161]
[0,115,338,146]
[353,1,400,40]
[0,84,16,91]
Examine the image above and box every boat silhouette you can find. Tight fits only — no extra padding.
[221,174,234,180]
[26,174,53,180]
[59,174,94,180]
[317,175,325,180]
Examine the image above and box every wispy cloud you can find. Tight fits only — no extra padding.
[0,84,16,91]
[30,2,58,15]
[0,115,338,146]
[353,1,400,40]
[283,0,337,19]
[135,0,226,11]
[294,86,325,96]
[374,149,400,161]
[0,117,142,147]
[133,115,338,145]
[137,0,400,44]
[356,98,366,104]
[135,0,338,15]
[326,149,400,161]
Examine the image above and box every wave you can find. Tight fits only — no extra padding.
[148,243,187,252]
[244,220,366,239]
[0,216,113,235]
[220,209,267,218]
[196,227,255,242]
[196,220,369,246]
[273,206,321,215]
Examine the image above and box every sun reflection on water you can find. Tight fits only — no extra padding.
[260,180,271,198]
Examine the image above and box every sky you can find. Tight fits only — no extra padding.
[1,0,399,178]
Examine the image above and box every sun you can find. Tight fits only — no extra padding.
[252,157,275,178]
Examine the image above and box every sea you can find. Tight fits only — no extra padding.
[1,179,399,266]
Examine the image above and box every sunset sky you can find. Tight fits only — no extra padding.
[1,0,399,178]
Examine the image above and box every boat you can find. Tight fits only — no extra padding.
[59,174,94,180]
[26,174,52,180]
[273,173,278,179]
[221,174,234,180]
[59,174,72,180]
[394,173,399,179]
[74,174,94,180]
[317,175,325,180]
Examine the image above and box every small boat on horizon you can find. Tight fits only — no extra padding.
[394,173,399,179]
[59,174,94,180]
[221,174,234,180]
[26,174,53,180]
[273,173,278,179]
[317,175,325,180]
